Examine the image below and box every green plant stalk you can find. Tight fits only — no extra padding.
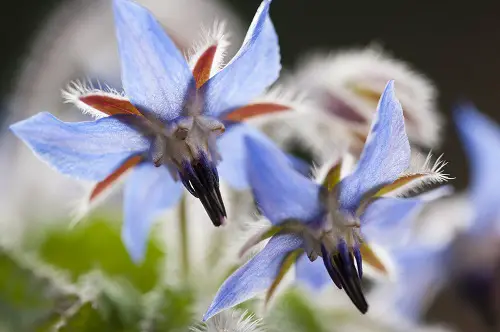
[179,195,189,280]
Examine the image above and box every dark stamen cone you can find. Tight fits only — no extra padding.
[180,156,227,227]
[332,252,369,314]
[321,244,343,289]
[321,243,368,314]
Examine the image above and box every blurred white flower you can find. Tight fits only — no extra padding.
[259,47,442,163]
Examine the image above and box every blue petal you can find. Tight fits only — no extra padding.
[244,135,324,225]
[454,105,500,232]
[113,0,194,121]
[338,81,411,213]
[295,254,330,291]
[122,163,183,263]
[390,245,447,322]
[217,123,268,190]
[201,0,280,117]
[287,154,312,177]
[203,234,303,321]
[217,123,310,190]
[361,197,423,247]
[10,112,149,181]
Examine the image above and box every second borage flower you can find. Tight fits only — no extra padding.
[204,81,452,320]
[10,0,288,262]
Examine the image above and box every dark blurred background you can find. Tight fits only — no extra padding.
[2,0,499,190]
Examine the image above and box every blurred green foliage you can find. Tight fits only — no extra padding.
[0,214,339,331]
[0,215,195,331]
[37,217,163,293]
[0,250,78,331]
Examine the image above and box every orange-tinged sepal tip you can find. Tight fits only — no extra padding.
[193,45,218,89]
[224,103,291,122]
[80,94,143,117]
[90,155,143,202]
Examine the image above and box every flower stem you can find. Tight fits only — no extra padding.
[179,195,190,280]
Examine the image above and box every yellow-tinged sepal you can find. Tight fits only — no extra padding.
[373,173,429,197]
[372,154,452,198]
[239,221,305,258]
[321,162,342,191]
[265,249,303,306]
[358,242,394,280]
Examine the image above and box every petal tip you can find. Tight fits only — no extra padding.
[383,79,395,97]
[202,308,216,322]
[122,228,146,265]
[453,102,478,124]
[9,112,53,138]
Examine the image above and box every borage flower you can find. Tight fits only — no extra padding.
[10,0,287,262]
[203,81,452,320]
[386,106,500,325]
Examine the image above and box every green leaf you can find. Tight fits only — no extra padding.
[36,216,164,293]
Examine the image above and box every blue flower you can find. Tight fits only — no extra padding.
[10,0,286,263]
[387,105,500,323]
[203,81,449,320]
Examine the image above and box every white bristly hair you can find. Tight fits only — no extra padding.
[191,309,265,332]
[381,152,454,198]
[187,20,231,77]
[61,79,127,119]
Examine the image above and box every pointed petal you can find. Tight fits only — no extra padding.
[296,254,331,290]
[203,234,303,321]
[90,155,143,202]
[122,163,183,263]
[113,0,194,121]
[201,0,280,117]
[361,197,423,246]
[217,123,305,189]
[244,134,324,225]
[224,103,290,122]
[10,112,149,181]
[454,105,500,230]
[286,154,311,177]
[217,123,266,190]
[338,81,411,212]
[389,245,446,322]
